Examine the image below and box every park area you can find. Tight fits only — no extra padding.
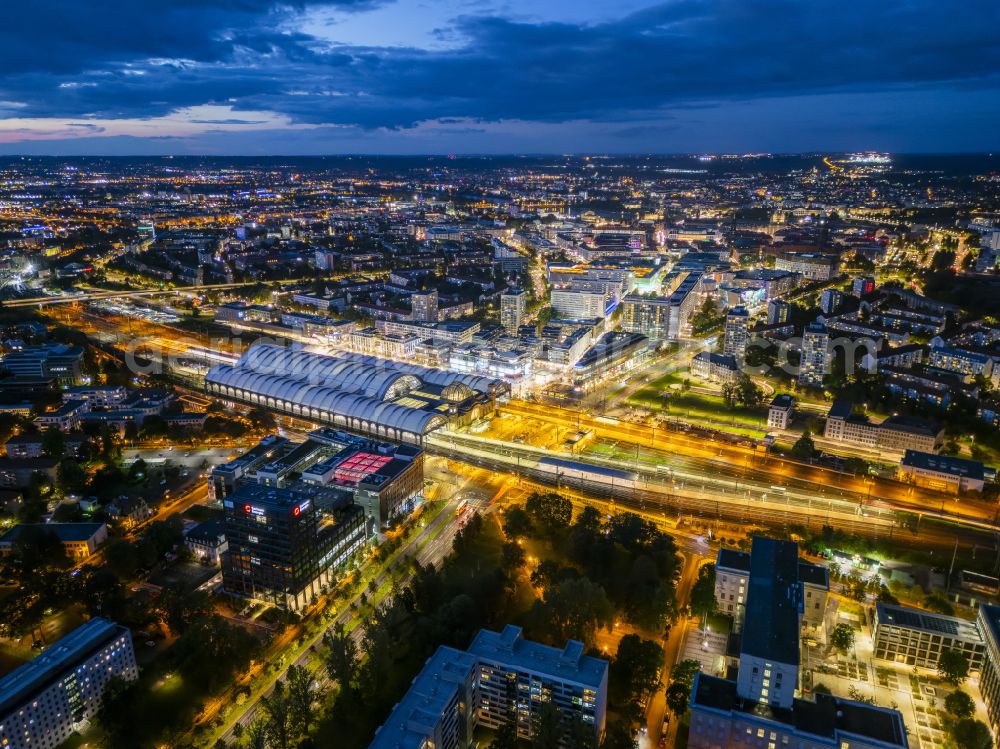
[625,369,770,438]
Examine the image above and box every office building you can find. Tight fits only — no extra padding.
[723,307,750,362]
[501,289,527,334]
[798,323,829,388]
[767,299,791,325]
[898,450,989,493]
[736,538,801,707]
[349,327,421,360]
[714,536,829,635]
[664,271,703,340]
[824,400,943,456]
[691,352,741,384]
[0,619,137,749]
[621,294,672,342]
[0,344,84,387]
[376,319,481,344]
[873,603,984,671]
[410,290,439,322]
[221,482,368,611]
[767,394,795,430]
[371,625,608,749]
[571,332,649,388]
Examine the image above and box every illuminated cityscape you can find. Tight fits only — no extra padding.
[1,2,1000,749]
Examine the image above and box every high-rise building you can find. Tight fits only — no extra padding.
[410,290,439,322]
[852,276,876,296]
[736,537,801,707]
[690,537,908,749]
[221,483,368,610]
[501,289,527,334]
[0,619,137,749]
[621,294,672,341]
[371,625,608,749]
[798,323,829,388]
[550,288,609,320]
[723,306,750,362]
[819,288,843,315]
[767,299,791,325]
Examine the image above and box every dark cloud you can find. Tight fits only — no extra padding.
[0,0,998,139]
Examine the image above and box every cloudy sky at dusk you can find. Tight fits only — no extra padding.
[1,0,998,155]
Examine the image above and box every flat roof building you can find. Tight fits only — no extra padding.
[899,450,990,494]
[371,625,608,749]
[221,482,368,611]
[0,618,137,749]
[693,536,905,749]
[874,602,984,671]
[689,673,909,749]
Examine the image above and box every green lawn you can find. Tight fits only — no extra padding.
[627,384,769,437]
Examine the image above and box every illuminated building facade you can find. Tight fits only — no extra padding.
[221,483,367,611]
[0,619,137,749]
[371,625,608,749]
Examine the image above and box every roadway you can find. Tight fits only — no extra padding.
[209,487,486,747]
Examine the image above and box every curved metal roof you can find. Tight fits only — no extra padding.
[236,344,423,401]
[206,364,447,435]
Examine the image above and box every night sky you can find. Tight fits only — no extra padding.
[1,0,998,154]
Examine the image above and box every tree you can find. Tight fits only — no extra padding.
[525,493,572,539]
[689,564,717,619]
[939,648,971,685]
[600,720,637,749]
[665,681,692,718]
[665,659,701,717]
[533,701,564,749]
[501,541,526,572]
[41,427,65,459]
[104,538,140,578]
[951,718,992,749]
[490,720,519,749]
[247,407,277,432]
[945,690,975,720]
[610,635,663,708]
[260,681,293,749]
[722,376,763,410]
[529,576,614,648]
[830,623,855,653]
[96,677,138,745]
[244,718,270,749]
[56,458,88,494]
[323,622,359,690]
[790,429,817,460]
[503,505,534,539]
[286,664,317,737]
